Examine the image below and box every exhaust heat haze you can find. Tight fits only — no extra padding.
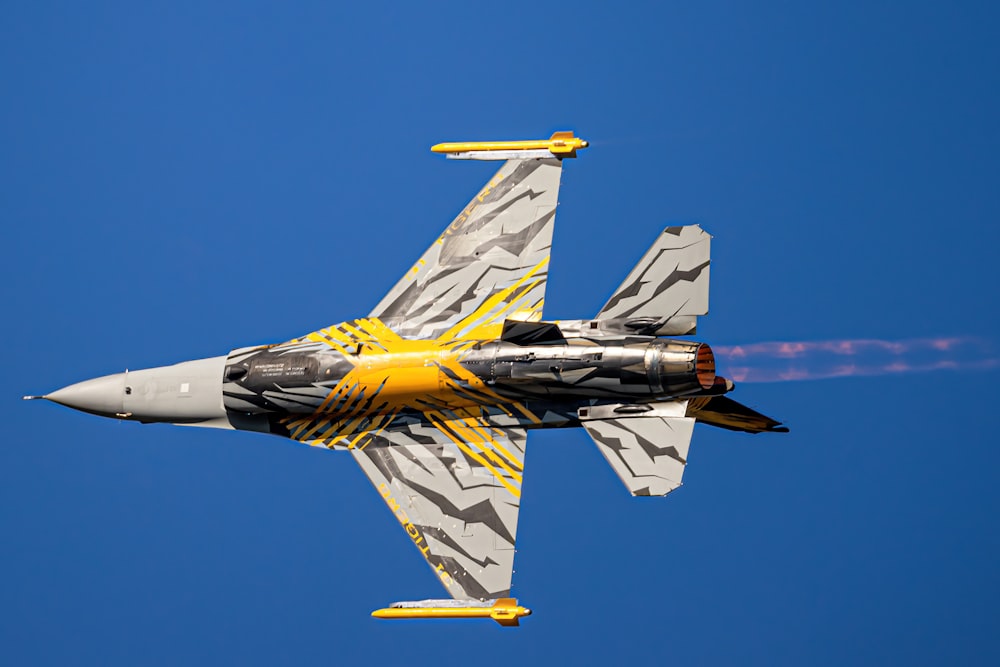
[714,336,998,383]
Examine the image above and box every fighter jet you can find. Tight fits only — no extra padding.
[25,132,786,626]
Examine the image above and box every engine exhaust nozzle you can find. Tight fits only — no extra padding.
[646,340,716,396]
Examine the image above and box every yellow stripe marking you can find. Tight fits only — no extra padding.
[440,257,548,341]
[445,416,522,484]
[428,414,520,498]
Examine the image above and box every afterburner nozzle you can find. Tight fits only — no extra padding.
[646,339,717,397]
[696,343,716,389]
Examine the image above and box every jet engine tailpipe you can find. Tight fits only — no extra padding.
[645,340,716,396]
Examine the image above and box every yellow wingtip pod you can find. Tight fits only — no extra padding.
[544,130,589,155]
[431,131,589,158]
[371,598,532,627]
[489,597,532,627]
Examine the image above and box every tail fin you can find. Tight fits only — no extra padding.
[581,395,787,497]
[596,225,710,335]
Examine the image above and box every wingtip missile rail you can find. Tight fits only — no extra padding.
[431,131,589,160]
[371,598,532,627]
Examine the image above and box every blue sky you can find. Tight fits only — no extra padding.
[3,2,998,665]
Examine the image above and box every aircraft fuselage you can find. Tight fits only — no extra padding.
[219,319,716,446]
[42,318,717,448]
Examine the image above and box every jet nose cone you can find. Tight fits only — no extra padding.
[45,373,126,417]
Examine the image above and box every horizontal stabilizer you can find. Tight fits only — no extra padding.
[597,225,710,335]
[581,401,694,496]
[686,395,788,433]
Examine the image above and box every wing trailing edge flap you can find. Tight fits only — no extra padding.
[349,417,528,601]
[581,400,694,497]
[596,225,710,336]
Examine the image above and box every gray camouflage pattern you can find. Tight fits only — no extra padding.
[370,158,562,341]
[597,225,711,335]
[351,423,526,599]
[581,400,695,496]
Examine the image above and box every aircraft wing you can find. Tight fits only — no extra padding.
[369,158,564,340]
[349,411,527,601]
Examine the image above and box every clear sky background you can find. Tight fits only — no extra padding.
[3,2,999,665]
